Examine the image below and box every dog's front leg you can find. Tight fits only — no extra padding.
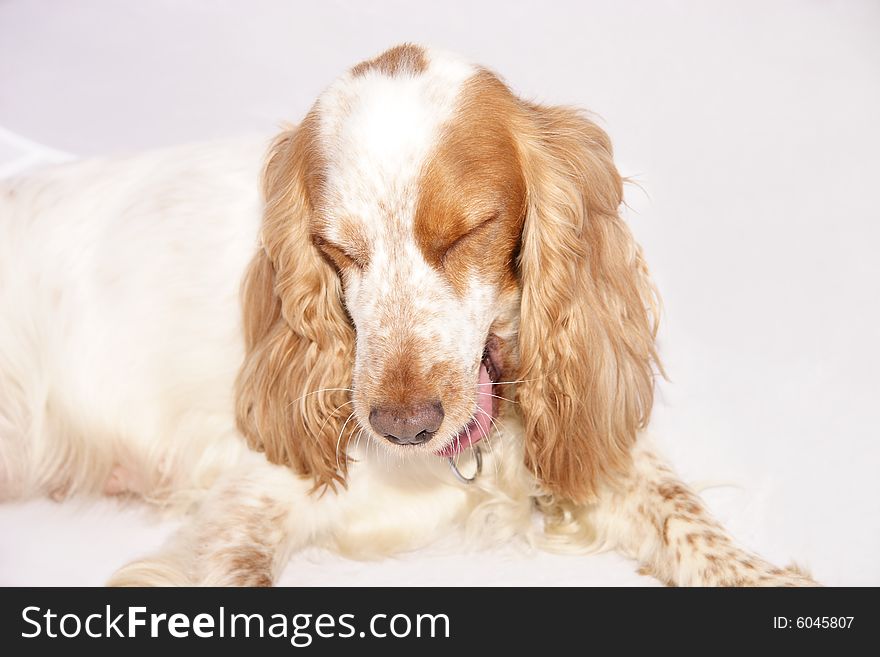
[107,457,340,587]
[567,441,818,586]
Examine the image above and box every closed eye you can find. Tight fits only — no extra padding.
[440,212,500,266]
[314,237,369,271]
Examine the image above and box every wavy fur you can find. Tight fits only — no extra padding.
[516,104,660,503]
[236,121,356,491]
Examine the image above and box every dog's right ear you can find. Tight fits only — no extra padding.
[235,121,356,491]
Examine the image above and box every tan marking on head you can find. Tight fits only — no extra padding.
[373,333,432,407]
[364,331,468,429]
[414,70,526,295]
[351,44,428,78]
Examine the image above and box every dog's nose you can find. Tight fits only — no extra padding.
[369,401,444,445]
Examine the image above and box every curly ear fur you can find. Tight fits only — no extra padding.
[516,104,660,504]
[235,121,356,491]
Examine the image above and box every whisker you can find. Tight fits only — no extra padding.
[335,411,357,472]
[486,432,500,478]
[345,426,361,453]
[477,391,518,404]
[478,406,508,439]
[475,405,506,466]
[469,413,499,478]
[373,427,382,465]
[464,420,487,476]
[354,428,365,456]
[380,433,390,469]
[287,387,354,409]
[314,400,355,441]
[475,375,544,387]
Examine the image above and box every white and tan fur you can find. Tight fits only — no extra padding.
[0,45,814,586]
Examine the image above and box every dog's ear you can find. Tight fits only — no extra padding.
[515,104,660,503]
[235,122,356,491]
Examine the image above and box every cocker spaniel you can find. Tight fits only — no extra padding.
[0,45,815,586]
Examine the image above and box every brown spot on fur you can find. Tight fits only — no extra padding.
[702,565,721,581]
[658,482,688,502]
[351,44,427,78]
[224,550,273,587]
[683,501,701,515]
[651,516,664,541]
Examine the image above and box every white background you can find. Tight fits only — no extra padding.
[1,0,878,586]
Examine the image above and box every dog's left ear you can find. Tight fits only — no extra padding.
[235,121,356,491]
[515,103,660,504]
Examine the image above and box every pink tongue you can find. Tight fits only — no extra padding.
[438,362,494,457]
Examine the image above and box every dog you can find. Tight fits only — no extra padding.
[0,44,815,586]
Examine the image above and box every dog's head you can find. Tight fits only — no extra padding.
[236,45,659,503]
